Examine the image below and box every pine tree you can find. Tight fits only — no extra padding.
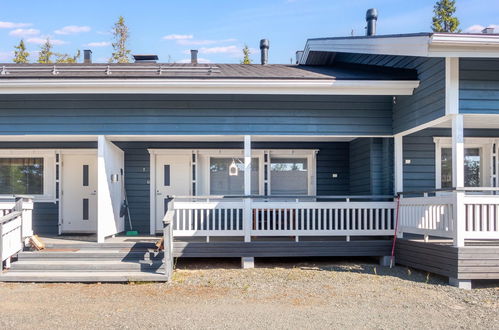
[110,16,131,63]
[241,45,251,64]
[56,50,81,63]
[432,0,461,33]
[38,38,54,64]
[13,39,29,63]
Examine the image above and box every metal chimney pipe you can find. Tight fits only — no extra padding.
[482,27,495,34]
[295,51,304,64]
[260,39,269,65]
[190,49,198,65]
[83,49,92,64]
[365,8,378,36]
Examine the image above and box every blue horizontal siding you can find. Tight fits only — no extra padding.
[114,141,351,233]
[0,94,393,136]
[334,54,446,134]
[460,58,499,114]
[349,138,393,195]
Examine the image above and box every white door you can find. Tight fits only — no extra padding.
[61,154,97,233]
[155,155,191,232]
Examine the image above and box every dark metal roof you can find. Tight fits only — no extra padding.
[0,63,417,80]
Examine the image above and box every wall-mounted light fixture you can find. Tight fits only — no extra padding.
[111,174,119,182]
[229,159,239,176]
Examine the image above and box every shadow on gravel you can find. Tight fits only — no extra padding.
[173,256,451,286]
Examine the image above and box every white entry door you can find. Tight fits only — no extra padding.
[61,154,97,233]
[155,155,191,232]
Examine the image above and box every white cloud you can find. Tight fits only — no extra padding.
[97,30,112,35]
[465,24,499,33]
[85,41,111,47]
[178,57,212,64]
[0,21,31,29]
[177,38,237,46]
[54,25,91,35]
[26,37,66,45]
[0,51,13,62]
[199,45,239,54]
[9,28,40,37]
[163,34,193,40]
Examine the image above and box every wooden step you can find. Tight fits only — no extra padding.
[0,271,169,283]
[17,250,164,261]
[9,260,164,272]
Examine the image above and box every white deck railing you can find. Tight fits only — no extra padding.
[398,189,499,245]
[169,196,396,240]
[463,195,499,239]
[0,197,33,270]
[399,195,455,239]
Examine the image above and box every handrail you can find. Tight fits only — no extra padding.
[397,187,499,196]
[171,194,395,200]
[0,211,22,225]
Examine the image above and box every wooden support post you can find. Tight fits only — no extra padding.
[243,135,252,242]
[394,134,403,195]
[163,222,173,280]
[452,115,465,247]
[163,198,175,280]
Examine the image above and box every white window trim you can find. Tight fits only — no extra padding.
[0,149,56,202]
[433,137,494,189]
[203,151,265,196]
[148,149,318,196]
[269,150,317,196]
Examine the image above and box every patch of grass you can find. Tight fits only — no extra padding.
[172,272,188,284]
[128,281,150,285]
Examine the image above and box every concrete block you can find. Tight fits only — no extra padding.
[241,257,254,269]
[379,256,392,267]
[449,277,472,290]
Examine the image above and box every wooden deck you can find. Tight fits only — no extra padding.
[395,238,499,282]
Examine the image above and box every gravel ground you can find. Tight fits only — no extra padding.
[0,257,498,330]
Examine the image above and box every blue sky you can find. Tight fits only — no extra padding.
[1,0,498,64]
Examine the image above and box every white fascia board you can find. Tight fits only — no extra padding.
[302,35,431,60]
[302,33,499,61]
[0,78,419,95]
[428,33,499,57]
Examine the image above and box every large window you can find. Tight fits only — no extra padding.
[270,157,308,195]
[440,147,482,188]
[0,158,44,195]
[210,158,259,195]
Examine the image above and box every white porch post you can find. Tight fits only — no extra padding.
[452,115,465,247]
[394,134,404,195]
[243,135,252,243]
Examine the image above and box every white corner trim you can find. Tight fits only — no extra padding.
[0,79,420,96]
[445,57,459,115]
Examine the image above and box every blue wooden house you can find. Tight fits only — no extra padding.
[0,21,498,288]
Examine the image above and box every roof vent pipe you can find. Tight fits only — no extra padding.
[482,27,495,34]
[191,50,198,65]
[295,51,304,64]
[365,8,378,36]
[83,49,92,64]
[260,39,269,65]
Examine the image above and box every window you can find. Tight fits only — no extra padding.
[210,158,259,195]
[441,148,482,188]
[0,158,44,194]
[270,157,308,195]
